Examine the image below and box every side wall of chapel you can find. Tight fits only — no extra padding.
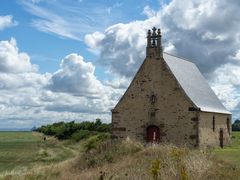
[198,112,231,147]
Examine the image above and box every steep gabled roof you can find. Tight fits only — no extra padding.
[163,53,231,114]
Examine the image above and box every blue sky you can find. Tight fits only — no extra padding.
[0,0,162,73]
[0,0,239,128]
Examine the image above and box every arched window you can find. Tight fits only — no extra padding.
[212,116,215,132]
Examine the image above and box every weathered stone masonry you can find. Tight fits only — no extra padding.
[112,27,231,147]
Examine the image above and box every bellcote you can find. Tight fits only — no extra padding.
[146,27,162,59]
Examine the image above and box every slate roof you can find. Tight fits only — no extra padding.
[163,53,231,114]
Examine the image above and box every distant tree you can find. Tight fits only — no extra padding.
[31,126,37,131]
[232,119,240,131]
[95,118,102,126]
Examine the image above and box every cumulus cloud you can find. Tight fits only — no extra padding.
[44,94,109,114]
[49,53,106,97]
[85,32,105,54]
[85,0,240,76]
[0,39,118,128]
[0,38,37,73]
[85,0,240,118]
[0,15,18,30]
[85,23,148,77]
[105,76,131,89]
[1,0,240,128]
[160,0,240,75]
[0,72,49,90]
[211,63,240,111]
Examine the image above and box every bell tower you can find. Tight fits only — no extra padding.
[146,27,162,59]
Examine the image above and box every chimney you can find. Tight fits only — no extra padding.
[146,27,162,59]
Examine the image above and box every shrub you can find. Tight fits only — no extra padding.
[150,159,161,180]
[85,156,98,167]
[170,147,186,162]
[76,137,142,171]
[103,153,114,163]
[71,130,91,142]
[119,137,144,155]
[170,147,189,180]
[180,165,188,180]
[83,133,111,152]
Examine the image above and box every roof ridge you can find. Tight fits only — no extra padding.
[163,52,195,64]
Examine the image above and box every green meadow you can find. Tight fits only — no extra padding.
[0,132,76,173]
[213,131,240,167]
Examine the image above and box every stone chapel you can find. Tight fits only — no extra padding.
[111,27,231,147]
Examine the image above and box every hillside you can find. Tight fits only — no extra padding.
[0,132,240,180]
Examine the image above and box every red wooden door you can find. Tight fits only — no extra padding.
[147,125,160,143]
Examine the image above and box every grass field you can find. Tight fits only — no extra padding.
[213,131,240,167]
[0,131,240,179]
[0,132,76,173]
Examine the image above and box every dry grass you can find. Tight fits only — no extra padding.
[2,137,240,180]
[55,142,212,180]
[0,139,212,180]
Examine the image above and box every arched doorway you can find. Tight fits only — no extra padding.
[147,125,160,143]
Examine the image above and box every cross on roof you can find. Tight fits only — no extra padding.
[152,27,157,37]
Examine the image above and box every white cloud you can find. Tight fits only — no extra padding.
[21,0,129,40]
[1,0,240,128]
[85,32,105,54]
[86,0,240,76]
[50,53,106,98]
[143,5,157,18]
[105,75,131,89]
[85,0,240,119]
[210,63,240,118]
[85,22,149,77]
[0,15,18,30]
[0,38,37,73]
[0,72,49,90]
[0,38,118,128]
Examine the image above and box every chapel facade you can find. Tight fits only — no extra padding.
[111,27,231,147]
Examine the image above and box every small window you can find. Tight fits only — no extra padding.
[150,94,156,104]
[212,116,215,132]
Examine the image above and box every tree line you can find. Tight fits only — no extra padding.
[35,118,240,141]
[35,119,111,141]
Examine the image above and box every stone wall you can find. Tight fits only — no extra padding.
[198,112,231,147]
[112,55,199,147]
